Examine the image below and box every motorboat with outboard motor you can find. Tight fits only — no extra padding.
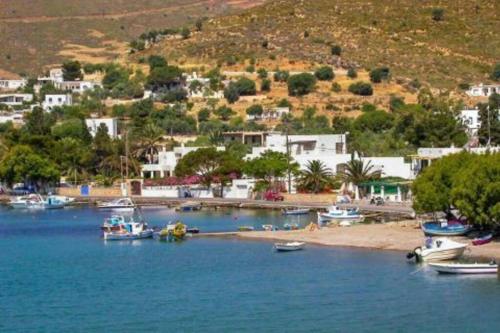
[406,237,467,262]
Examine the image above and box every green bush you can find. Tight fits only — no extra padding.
[331,82,341,92]
[287,73,316,96]
[347,68,357,79]
[369,67,390,83]
[246,104,264,116]
[432,8,444,21]
[273,70,290,82]
[261,79,271,92]
[491,63,500,81]
[314,66,334,81]
[331,44,342,56]
[348,82,373,96]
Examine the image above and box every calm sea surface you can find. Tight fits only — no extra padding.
[1,206,500,332]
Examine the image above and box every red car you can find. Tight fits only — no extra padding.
[264,190,284,201]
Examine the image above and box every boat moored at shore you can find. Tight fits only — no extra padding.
[274,241,306,251]
[407,237,467,262]
[282,208,310,216]
[421,220,471,236]
[317,206,364,224]
[10,194,67,209]
[429,262,498,274]
[97,197,135,211]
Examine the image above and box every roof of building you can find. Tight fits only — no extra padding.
[0,69,22,80]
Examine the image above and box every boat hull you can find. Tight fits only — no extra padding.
[421,222,471,236]
[274,242,305,251]
[417,246,466,262]
[103,230,153,241]
[429,263,498,274]
[472,234,493,246]
[282,209,309,216]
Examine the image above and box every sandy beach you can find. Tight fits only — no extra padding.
[236,222,500,260]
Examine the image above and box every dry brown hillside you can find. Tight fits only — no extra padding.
[146,0,500,89]
[0,0,264,74]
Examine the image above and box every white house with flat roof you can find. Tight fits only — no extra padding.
[0,93,33,106]
[466,84,500,97]
[247,107,290,121]
[43,94,72,111]
[141,145,226,179]
[247,133,412,180]
[0,78,27,91]
[0,112,24,125]
[460,108,481,136]
[85,118,118,138]
[58,80,101,94]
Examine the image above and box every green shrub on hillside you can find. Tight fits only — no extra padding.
[314,66,334,81]
[348,82,373,96]
[287,73,316,96]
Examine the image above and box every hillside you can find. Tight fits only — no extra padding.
[0,0,264,74]
[146,0,500,88]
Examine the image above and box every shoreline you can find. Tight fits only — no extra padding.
[228,223,500,260]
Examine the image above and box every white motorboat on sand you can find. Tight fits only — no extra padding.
[407,237,467,262]
[317,206,364,224]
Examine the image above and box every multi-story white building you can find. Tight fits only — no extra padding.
[37,68,64,85]
[42,94,72,111]
[141,146,226,179]
[85,118,118,138]
[0,112,24,125]
[460,108,481,136]
[247,133,413,180]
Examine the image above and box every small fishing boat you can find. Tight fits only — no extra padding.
[186,227,200,234]
[317,206,364,224]
[472,233,493,246]
[283,223,299,230]
[238,226,254,231]
[97,197,135,211]
[176,201,202,212]
[101,215,127,232]
[282,208,309,216]
[154,222,187,241]
[429,262,498,274]
[407,237,467,262]
[43,195,66,209]
[274,241,305,252]
[49,195,75,205]
[103,221,153,240]
[421,220,471,236]
[262,224,279,231]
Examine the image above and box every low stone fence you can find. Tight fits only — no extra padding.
[283,193,336,204]
[57,186,122,197]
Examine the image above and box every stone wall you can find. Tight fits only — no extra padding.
[283,193,337,204]
[57,186,122,197]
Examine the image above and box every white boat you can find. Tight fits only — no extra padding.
[317,206,364,224]
[50,195,75,205]
[262,224,278,231]
[103,221,153,240]
[97,197,135,211]
[10,194,66,209]
[429,262,498,274]
[407,237,467,262]
[274,241,306,252]
[282,208,309,216]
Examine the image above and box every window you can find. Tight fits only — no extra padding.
[48,98,52,103]
[335,142,344,154]
[336,163,347,174]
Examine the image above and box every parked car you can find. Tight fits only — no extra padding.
[10,185,35,196]
[264,190,284,201]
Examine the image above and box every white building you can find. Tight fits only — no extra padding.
[58,80,101,94]
[460,108,481,136]
[247,133,413,180]
[0,78,27,91]
[43,94,72,111]
[185,72,224,99]
[410,146,500,178]
[247,107,290,121]
[0,93,34,106]
[37,68,64,85]
[0,113,24,125]
[466,84,500,97]
[85,118,118,138]
[141,145,226,179]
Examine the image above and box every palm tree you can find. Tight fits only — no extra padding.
[340,156,381,199]
[131,123,164,161]
[297,160,333,194]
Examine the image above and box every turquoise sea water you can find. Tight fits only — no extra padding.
[1,206,500,332]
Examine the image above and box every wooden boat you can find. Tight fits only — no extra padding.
[274,241,305,252]
[421,220,471,236]
[429,262,498,274]
[317,206,364,224]
[103,222,153,240]
[282,208,309,216]
[97,197,135,211]
[262,224,278,231]
[472,233,493,246]
[407,237,467,262]
[176,201,202,212]
[238,226,254,231]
